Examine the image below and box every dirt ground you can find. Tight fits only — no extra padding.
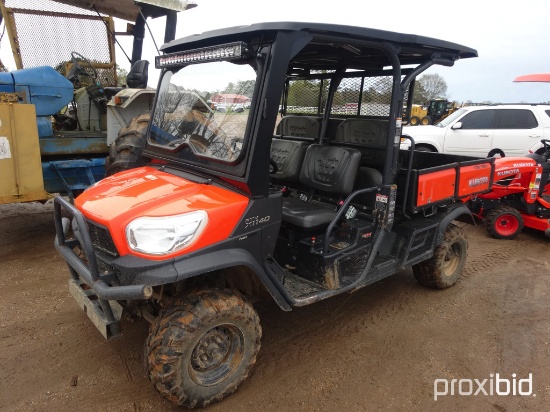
[1,200,549,412]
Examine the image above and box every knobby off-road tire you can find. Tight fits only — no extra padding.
[145,289,262,408]
[486,206,523,240]
[413,223,468,289]
[105,112,150,176]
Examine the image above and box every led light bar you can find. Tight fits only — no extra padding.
[156,42,251,68]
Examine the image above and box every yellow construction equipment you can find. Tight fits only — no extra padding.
[407,98,459,125]
[408,104,428,125]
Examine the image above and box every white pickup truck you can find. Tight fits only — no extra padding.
[401,104,550,157]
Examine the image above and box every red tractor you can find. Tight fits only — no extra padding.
[468,139,550,239]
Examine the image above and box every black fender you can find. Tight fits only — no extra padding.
[172,248,291,311]
[435,203,474,244]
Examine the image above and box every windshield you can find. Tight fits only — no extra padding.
[437,108,467,127]
[149,61,256,165]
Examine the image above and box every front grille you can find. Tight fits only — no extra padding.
[86,220,119,257]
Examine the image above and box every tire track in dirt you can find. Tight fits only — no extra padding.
[459,224,550,409]
[462,224,546,278]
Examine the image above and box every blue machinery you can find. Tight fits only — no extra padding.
[0,66,108,201]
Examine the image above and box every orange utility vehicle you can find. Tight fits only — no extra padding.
[54,22,489,408]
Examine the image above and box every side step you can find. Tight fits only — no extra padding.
[283,272,327,299]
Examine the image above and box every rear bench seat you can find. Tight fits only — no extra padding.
[276,115,321,138]
[334,119,387,205]
[335,118,388,145]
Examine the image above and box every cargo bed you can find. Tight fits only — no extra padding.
[396,150,494,213]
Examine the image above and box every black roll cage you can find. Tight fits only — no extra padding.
[143,22,477,197]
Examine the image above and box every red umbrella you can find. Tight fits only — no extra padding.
[513,73,550,82]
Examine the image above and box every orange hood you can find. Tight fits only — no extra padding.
[76,166,249,259]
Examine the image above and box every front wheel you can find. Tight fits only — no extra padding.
[486,206,523,239]
[413,223,468,289]
[145,289,262,408]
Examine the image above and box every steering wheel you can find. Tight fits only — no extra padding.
[269,158,279,174]
[68,51,99,85]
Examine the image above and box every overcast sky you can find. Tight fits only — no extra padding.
[3,0,550,103]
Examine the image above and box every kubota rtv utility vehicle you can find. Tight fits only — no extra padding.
[54,22,488,408]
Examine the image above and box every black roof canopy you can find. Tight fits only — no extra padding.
[161,21,478,70]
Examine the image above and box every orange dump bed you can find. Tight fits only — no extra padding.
[397,151,494,212]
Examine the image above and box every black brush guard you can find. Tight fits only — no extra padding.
[53,196,153,339]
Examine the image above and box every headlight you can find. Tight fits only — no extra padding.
[126,211,208,255]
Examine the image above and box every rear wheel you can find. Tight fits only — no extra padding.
[409,116,421,126]
[486,206,523,239]
[413,223,468,289]
[105,112,150,176]
[145,289,262,408]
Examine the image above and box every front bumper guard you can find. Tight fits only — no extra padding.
[54,196,153,339]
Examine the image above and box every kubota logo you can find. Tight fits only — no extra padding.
[468,177,489,187]
[497,168,520,177]
[289,125,307,136]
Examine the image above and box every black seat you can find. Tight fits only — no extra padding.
[333,119,386,206]
[335,119,388,170]
[126,60,149,88]
[282,144,361,229]
[270,138,309,184]
[356,166,383,187]
[276,115,321,138]
[354,166,383,205]
[335,119,388,145]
